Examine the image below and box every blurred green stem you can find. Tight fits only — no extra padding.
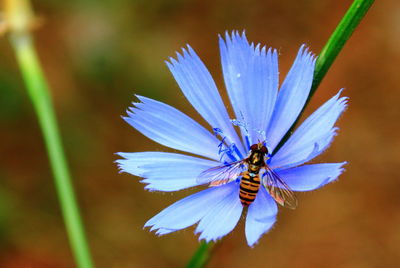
[188,0,374,267]
[5,0,94,267]
[186,241,214,268]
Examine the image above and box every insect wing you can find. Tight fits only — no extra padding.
[262,166,298,209]
[196,160,245,187]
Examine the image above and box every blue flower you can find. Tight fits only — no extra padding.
[117,31,347,247]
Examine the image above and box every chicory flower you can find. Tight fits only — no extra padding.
[117,31,347,246]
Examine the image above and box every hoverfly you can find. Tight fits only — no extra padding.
[197,142,298,209]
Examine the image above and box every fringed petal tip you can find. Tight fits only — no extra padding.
[334,160,348,177]
[143,182,158,192]
[298,43,317,62]
[317,161,348,187]
[122,98,143,120]
[114,158,130,174]
[220,30,247,41]
[142,182,197,192]
[146,224,228,242]
[155,228,176,236]
[114,153,124,169]
[335,88,349,107]
[219,30,278,56]
[197,235,221,244]
[144,224,177,236]
[194,227,230,243]
[115,163,125,174]
[120,95,144,116]
[148,226,230,241]
[221,30,250,52]
[165,44,198,66]
[247,218,277,248]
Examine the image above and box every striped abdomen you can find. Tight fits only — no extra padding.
[239,167,261,206]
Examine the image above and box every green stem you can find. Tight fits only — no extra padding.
[187,0,374,266]
[273,0,374,154]
[186,242,214,268]
[7,3,94,268]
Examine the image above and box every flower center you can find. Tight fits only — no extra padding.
[213,118,274,165]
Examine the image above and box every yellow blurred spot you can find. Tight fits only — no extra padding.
[2,0,43,35]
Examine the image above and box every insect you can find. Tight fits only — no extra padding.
[197,142,298,209]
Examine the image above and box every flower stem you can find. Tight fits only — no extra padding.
[273,0,374,155]
[5,1,94,267]
[187,0,374,266]
[186,241,214,268]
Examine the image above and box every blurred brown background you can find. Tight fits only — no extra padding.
[0,0,399,267]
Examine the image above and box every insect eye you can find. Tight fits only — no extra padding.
[261,146,268,154]
[250,144,258,150]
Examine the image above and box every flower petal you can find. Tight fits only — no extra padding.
[195,182,243,242]
[167,46,245,156]
[145,182,238,233]
[271,90,347,169]
[155,228,176,236]
[266,45,316,151]
[124,96,221,160]
[219,31,279,145]
[245,187,278,247]
[116,152,219,191]
[276,162,347,191]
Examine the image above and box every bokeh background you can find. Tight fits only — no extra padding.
[0,0,399,267]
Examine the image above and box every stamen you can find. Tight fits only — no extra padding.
[256,129,267,142]
[244,136,251,151]
[230,143,244,159]
[231,118,251,150]
[217,138,236,162]
[213,127,242,161]
[213,127,223,136]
